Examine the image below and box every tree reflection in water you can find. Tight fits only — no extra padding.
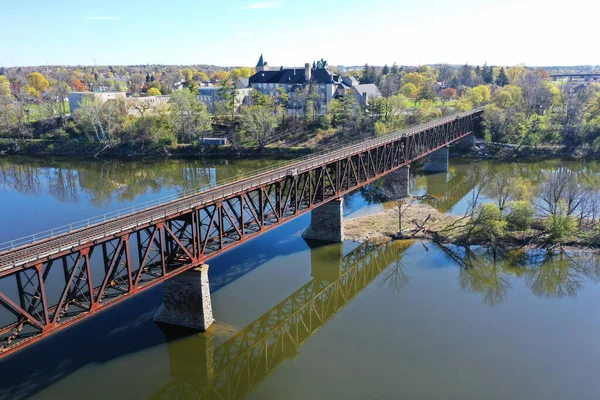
[377,240,413,294]
[0,157,282,207]
[526,251,600,299]
[436,243,600,305]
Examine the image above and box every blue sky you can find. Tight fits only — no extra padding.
[1,0,598,67]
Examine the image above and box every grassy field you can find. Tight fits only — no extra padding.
[25,101,70,122]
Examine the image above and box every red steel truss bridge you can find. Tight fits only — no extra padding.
[0,107,483,358]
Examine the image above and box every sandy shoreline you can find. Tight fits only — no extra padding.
[344,202,458,242]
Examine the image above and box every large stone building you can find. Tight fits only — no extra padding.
[249,55,381,114]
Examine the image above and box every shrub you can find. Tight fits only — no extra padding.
[470,203,506,241]
[544,213,577,243]
[506,201,535,231]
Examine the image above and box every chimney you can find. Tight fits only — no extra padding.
[305,63,311,82]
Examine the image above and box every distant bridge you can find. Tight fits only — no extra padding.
[550,73,600,83]
[0,107,483,357]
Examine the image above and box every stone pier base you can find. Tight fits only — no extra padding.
[382,166,410,199]
[154,264,214,331]
[302,197,344,242]
[422,146,449,173]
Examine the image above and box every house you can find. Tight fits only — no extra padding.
[68,92,126,115]
[351,83,382,107]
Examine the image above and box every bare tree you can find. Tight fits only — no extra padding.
[0,93,13,131]
[536,168,587,217]
[484,170,516,212]
[436,63,453,84]
[379,182,413,237]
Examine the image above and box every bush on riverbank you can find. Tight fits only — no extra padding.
[506,201,535,231]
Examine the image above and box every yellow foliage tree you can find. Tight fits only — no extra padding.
[465,85,491,106]
[193,71,210,82]
[238,67,255,78]
[147,87,162,96]
[0,76,10,96]
[492,85,523,108]
[180,68,193,82]
[402,72,426,91]
[400,83,418,99]
[25,85,40,98]
[27,72,50,92]
[506,66,527,84]
[212,71,229,81]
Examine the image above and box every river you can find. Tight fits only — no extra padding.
[1,156,600,400]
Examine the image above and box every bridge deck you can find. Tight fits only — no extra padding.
[0,108,483,272]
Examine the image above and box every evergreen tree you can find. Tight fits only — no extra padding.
[390,63,399,75]
[328,90,356,128]
[417,85,435,103]
[482,63,494,84]
[475,65,481,76]
[371,66,379,85]
[496,67,509,86]
[360,64,371,83]
[360,64,377,84]
[450,76,460,89]
[150,74,155,82]
[461,63,472,86]
[146,73,151,83]
[382,64,390,75]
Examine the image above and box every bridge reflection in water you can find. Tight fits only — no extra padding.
[151,239,413,400]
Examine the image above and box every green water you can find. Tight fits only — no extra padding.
[1,156,600,400]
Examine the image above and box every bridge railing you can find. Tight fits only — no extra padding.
[0,107,484,254]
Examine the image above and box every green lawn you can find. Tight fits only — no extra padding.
[26,101,70,122]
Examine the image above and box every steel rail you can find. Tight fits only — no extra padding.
[0,107,483,270]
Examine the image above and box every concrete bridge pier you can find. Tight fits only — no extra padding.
[154,264,214,331]
[302,197,344,242]
[382,165,410,198]
[422,146,449,173]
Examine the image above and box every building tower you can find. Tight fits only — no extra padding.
[256,54,269,72]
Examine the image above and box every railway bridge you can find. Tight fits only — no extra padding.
[0,107,483,358]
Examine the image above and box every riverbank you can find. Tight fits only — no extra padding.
[460,141,600,159]
[0,139,316,159]
[345,201,600,251]
[3,136,600,161]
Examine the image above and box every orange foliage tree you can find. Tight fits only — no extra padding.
[72,78,87,92]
